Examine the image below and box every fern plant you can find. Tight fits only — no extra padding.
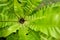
[0,0,60,40]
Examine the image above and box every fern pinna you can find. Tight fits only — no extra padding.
[0,0,60,40]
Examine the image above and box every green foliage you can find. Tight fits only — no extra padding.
[0,0,60,40]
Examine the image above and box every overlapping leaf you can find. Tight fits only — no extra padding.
[25,2,60,39]
[15,0,42,16]
[0,0,19,37]
[6,27,40,40]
